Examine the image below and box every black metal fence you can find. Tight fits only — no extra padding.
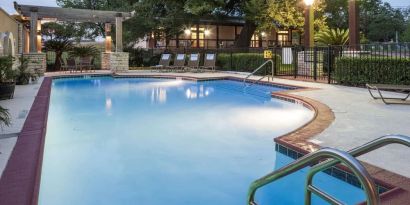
[129,43,410,86]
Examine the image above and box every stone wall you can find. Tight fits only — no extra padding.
[24,53,46,75]
[101,52,129,72]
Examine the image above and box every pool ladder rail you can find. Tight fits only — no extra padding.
[243,60,274,87]
[247,134,410,205]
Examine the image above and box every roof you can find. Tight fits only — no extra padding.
[14,2,133,23]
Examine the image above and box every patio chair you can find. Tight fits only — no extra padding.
[65,58,78,73]
[366,84,410,105]
[200,53,217,71]
[169,54,186,72]
[185,53,201,72]
[151,53,172,72]
[79,57,94,72]
[60,58,69,72]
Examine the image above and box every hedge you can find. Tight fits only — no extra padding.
[217,53,281,74]
[334,57,410,86]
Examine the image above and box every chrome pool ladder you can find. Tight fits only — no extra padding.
[247,134,410,205]
[243,60,274,87]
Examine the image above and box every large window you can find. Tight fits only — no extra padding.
[277,30,289,46]
[191,27,205,48]
[250,34,260,47]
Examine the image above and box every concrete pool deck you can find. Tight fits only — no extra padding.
[0,70,409,204]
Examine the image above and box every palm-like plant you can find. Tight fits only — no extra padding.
[69,45,99,58]
[0,106,11,129]
[44,39,73,71]
[315,28,349,46]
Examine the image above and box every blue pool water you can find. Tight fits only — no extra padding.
[40,77,365,205]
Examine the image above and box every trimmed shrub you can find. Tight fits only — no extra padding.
[217,53,281,74]
[334,57,410,86]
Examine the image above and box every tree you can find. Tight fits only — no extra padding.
[56,0,325,47]
[323,0,348,29]
[366,3,405,42]
[42,22,75,70]
[57,0,137,39]
[0,106,11,129]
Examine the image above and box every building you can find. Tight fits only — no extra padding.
[0,8,22,56]
[145,16,302,49]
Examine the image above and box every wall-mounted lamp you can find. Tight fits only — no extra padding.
[204,29,211,36]
[184,29,191,35]
[105,23,112,52]
[261,32,266,37]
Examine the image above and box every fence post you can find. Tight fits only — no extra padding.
[293,46,298,78]
[274,47,277,76]
[313,46,318,81]
[327,45,332,84]
[230,50,233,71]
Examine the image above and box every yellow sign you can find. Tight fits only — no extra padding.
[264,50,272,59]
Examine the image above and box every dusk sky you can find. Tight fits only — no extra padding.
[1,0,409,14]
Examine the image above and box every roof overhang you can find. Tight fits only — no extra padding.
[14,1,133,23]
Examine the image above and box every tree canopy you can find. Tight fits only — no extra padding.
[56,0,410,46]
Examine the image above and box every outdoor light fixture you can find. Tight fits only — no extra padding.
[304,0,314,6]
[204,29,211,36]
[105,23,112,52]
[184,29,191,35]
[261,32,266,37]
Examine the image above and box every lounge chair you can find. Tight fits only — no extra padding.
[185,53,201,72]
[65,58,78,73]
[366,84,410,105]
[79,57,94,72]
[151,53,172,72]
[60,58,69,72]
[169,54,186,72]
[200,53,216,71]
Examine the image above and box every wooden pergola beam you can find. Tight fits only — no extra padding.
[14,2,132,23]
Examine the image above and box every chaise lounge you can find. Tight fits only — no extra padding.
[366,83,410,105]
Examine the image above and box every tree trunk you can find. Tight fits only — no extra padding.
[54,51,63,71]
[234,21,257,48]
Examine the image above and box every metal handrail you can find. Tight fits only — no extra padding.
[305,134,410,205]
[243,60,274,86]
[247,148,379,205]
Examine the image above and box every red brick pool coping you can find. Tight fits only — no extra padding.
[0,74,408,205]
[0,78,51,205]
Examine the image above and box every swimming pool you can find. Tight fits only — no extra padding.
[39,77,365,204]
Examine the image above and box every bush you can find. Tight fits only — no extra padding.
[334,57,410,86]
[0,56,17,83]
[217,53,281,74]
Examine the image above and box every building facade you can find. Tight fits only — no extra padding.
[145,17,301,49]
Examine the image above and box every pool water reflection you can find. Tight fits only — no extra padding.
[40,78,362,205]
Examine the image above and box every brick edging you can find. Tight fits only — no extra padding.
[271,90,410,204]
[0,78,52,205]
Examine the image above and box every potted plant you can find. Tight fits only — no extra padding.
[16,57,40,85]
[0,56,17,100]
[0,105,11,129]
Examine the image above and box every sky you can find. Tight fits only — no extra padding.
[1,0,409,15]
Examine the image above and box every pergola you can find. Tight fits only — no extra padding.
[14,2,133,53]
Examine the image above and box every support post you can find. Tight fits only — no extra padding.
[29,9,38,53]
[216,25,220,48]
[349,0,359,49]
[115,14,123,52]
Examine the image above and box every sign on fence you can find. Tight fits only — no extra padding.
[264,50,272,59]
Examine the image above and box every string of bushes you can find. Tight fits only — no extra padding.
[217,53,281,74]
[334,57,410,86]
